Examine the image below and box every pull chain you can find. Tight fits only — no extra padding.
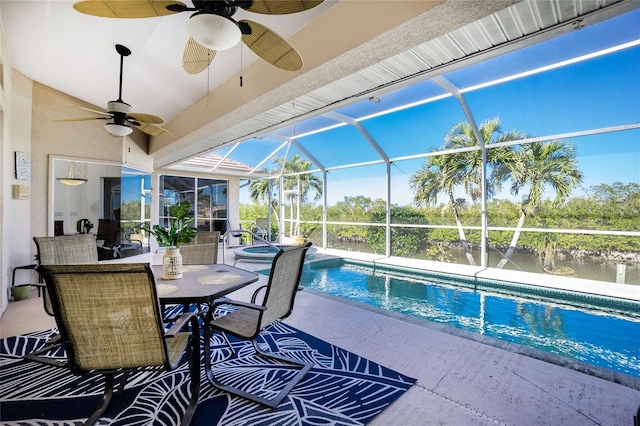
[207,50,211,108]
[240,43,244,87]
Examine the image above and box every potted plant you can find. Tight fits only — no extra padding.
[137,201,198,279]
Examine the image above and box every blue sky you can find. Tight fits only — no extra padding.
[235,9,640,206]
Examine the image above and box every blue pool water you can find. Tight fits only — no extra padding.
[266,260,640,378]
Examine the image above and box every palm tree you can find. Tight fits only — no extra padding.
[410,153,478,265]
[532,231,559,271]
[249,154,323,236]
[494,140,583,269]
[275,154,323,235]
[248,171,280,222]
[410,118,524,266]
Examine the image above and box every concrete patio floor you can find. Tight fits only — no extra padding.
[2,247,639,425]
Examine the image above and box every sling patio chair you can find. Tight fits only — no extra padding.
[34,263,201,426]
[181,241,219,265]
[34,234,99,315]
[193,230,221,245]
[27,235,100,361]
[203,242,313,408]
[170,241,220,315]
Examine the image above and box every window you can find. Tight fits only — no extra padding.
[158,175,228,244]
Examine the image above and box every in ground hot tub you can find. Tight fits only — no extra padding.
[233,244,317,262]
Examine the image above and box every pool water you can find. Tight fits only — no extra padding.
[287,262,640,378]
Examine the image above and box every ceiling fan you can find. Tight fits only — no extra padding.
[56,44,173,138]
[72,0,324,74]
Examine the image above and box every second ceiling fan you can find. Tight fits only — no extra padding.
[56,44,173,138]
[73,0,324,74]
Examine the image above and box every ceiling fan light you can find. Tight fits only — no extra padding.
[105,122,133,137]
[187,13,241,51]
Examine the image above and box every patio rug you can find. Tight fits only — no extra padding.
[0,317,416,425]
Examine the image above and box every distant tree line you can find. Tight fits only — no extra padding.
[241,181,640,261]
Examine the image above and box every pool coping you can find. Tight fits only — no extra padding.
[302,286,640,392]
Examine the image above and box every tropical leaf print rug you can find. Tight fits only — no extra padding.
[0,321,416,425]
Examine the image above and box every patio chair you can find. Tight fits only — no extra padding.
[255,217,269,241]
[33,234,98,314]
[34,263,201,426]
[174,238,221,315]
[181,241,219,265]
[194,230,221,245]
[203,242,312,408]
[28,235,99,360]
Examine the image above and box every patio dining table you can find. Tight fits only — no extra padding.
[152,264,259,307]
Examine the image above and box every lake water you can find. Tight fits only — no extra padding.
[327,241,640,285]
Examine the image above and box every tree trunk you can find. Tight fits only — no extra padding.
[454,206,476,266]
[288,197,294,236]
[496,213,526,269]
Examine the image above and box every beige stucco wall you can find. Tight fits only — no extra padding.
[1,31,35,312]
[1,9,35,310]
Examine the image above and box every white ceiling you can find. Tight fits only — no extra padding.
[0,0,336,123]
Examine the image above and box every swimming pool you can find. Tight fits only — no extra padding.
[264,259,640,379]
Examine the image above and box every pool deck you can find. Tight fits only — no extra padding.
[2,246,639,425]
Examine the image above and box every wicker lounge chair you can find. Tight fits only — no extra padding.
[34,263,201,426]
[203,242,312,408]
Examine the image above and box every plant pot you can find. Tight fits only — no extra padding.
[162,248,183,280]
[11,284,32,301]
[291,235,305,246]
[544,266,575,276]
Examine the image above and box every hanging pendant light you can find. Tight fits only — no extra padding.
[57,163,88,186]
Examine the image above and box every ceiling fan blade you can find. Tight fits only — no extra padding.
[131,122,175,137]
[53,117,110,122]
[128,112,165,124]
[240,20,303,71]
[243,0,324,15]
[73,0,185,18]
[70,104,111,116]
[182,38,216,75]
